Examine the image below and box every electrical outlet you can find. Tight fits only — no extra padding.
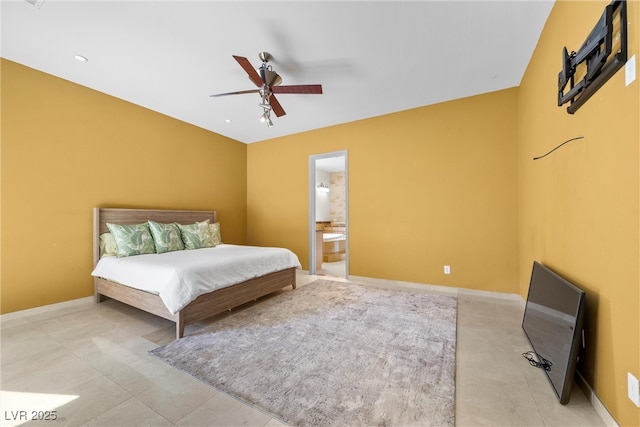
[628,372,640,407]
[444,265,451,275]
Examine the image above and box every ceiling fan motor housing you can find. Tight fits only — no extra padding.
[259,66,282,87]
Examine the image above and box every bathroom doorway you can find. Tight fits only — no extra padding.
[308,151,348,278]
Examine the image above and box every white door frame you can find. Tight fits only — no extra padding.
[308,150,348,276]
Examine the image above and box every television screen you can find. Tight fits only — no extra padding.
[522,261,586,404]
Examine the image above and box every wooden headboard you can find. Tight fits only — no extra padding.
[93,208,217,266]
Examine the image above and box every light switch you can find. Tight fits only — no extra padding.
[625,55,636,86]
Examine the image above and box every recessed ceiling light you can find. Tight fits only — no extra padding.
[73,54,88,62]
[225,119,232,123]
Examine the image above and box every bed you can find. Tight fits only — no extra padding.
[91,208,300,339]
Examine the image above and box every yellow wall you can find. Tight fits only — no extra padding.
[3,3,638,422]
[518,1,639,425]
[1,59,247,313]
[248,88,520,293]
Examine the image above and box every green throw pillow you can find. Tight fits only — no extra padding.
[209,222,222,246]
[106,222,156,257]
[148,220,184,254]
[178,219,214,250]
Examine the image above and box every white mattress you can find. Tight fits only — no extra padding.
[91,244,301,314]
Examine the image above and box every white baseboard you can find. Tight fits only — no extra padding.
[576,372,619,426]
[1,296,94,321]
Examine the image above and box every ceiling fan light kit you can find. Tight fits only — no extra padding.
[259,110,274,127]
[210,51,323,127]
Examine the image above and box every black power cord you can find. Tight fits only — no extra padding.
[533,136,584,160]
[522,351,553,371]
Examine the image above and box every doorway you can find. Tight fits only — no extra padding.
[308,151,348,278]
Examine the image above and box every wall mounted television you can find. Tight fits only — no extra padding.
[522,261,586,404]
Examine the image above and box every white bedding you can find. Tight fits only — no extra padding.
[91,244,301,314]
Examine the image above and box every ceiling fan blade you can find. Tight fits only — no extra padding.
[269,95,286,117]
[210,89,260,97]
[233,55,263,87]
[272,84,323,95]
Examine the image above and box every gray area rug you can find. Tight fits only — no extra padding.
[150,280,457,426]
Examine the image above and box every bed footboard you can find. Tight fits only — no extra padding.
[94,277,178,323]
[95,267,297,339]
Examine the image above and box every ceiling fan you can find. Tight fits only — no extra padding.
[210,52,323,127]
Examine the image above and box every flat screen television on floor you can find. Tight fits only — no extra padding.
[522,261,586,404]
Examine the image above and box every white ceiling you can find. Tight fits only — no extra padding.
[1,0,554,144]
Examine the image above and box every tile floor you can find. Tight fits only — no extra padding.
[1,272,609,426]
[316,260,346,279]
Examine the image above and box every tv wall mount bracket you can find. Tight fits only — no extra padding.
[557,0,627,114]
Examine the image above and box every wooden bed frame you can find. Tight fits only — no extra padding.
[93,208,297,339]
